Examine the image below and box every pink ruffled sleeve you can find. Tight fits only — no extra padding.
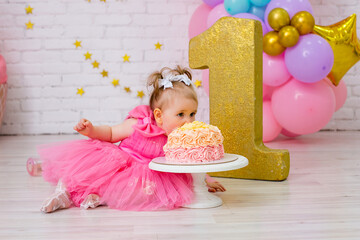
[126,105,165,137]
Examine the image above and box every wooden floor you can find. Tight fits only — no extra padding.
[0,132,359,240]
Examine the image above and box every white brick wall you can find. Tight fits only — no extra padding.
[0,0,359,135]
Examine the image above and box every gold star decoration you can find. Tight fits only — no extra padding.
[25,5,33,14]
[101,69,108,77]
[313,14,360,86]
[137,90,145,99]
[25,21,34,29]
[74,40,82,48]
[92,60,100,68]
[124,87,131,93]
[155,42,163,50]
[123,54,130,62]
[112,79,119,87]
[194,80,202,88]
[84,52,92,60]
[100,0,106,2]
[77,88,85,96]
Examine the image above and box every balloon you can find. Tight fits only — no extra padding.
[281,128,300,137]
[0,55,7,84]
[202,69,210,96]
[263,101,282,142]
[278,25,299,47]
[250,0,271,7]
[263,84,275,100]
[284,34,334,83]
[291,11,315,35]
[263,52,291,86]
[267,8,290,31]
[313,14,360,86]
[207,3,231,28]
[202,0,224,8]
[248,5,266,20]
[324,77,348,112]
[189,4,212,39]
[233,12,268,35]
[263,31,286,56]
[224,0,250,15]
[265,0,313,31]
[271,78,335,135]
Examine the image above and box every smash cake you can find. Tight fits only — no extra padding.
[163,121,224,163]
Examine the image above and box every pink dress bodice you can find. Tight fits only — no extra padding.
[119,105,167,164]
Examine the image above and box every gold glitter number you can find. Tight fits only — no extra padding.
[189,17,289,180]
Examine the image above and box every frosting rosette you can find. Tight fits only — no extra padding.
[164,121,224,163]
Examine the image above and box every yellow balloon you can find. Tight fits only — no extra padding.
[263,31,286,56]
[313,14,360,86]
[278,25,300,47]
[291,11,315,35]
[268,8,290,31]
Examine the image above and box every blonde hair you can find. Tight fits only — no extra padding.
[147,65,198,110]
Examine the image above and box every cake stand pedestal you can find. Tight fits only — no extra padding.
[149,153,248,209]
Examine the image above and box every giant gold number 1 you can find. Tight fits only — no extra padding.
[189,17,290,180]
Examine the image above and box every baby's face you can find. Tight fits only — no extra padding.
[158,97,198,135]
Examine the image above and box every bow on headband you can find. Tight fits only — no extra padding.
[159,74,192,89]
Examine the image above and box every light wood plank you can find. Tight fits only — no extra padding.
[0,132,359,239]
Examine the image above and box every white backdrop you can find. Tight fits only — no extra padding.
[0,0,359,135]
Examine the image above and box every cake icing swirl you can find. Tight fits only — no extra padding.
[164,121,224,163]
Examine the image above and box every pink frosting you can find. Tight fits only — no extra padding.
[164,127,223,150]
[165,145,224,163]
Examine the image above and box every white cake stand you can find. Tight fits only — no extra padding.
[149,153,248,209]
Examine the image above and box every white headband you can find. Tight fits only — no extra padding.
[159,74,192,90]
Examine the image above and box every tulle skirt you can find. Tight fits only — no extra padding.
[37,139,194,211]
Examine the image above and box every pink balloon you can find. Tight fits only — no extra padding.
[202,69,209,96]
[272,78,335,135]
[324,78,348,112]
[189,4,212,39]
[207,3,231,28]
[203,0,224,8]
[0,55,7,84]
[263,101,282,142]
[263,84,275,101]
[281,128,300,138]
[263,52,291,87]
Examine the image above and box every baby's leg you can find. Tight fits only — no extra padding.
[41,180,72,213]
[80,194,101,209]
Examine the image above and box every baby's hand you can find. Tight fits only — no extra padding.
[73,118,93,136]
[206,179,226,192]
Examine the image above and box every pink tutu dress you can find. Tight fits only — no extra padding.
[37,105,194,211]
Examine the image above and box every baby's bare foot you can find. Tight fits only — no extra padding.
[40,190,72,213]
[80,194,101,210]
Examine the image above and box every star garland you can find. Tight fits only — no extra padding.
[25,21,34,29]
[122,54,130,62]
[25,5,34,30]
[155,42,163,50]
[77,88,85,96]
[194,80,202,88]
[73,40,146,98]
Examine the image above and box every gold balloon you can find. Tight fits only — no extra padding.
[263,31,286,56]
[189,17,289,181]
[313,14,360,86]
[291,11,315,35]
[278,25,300,47]
[268,8,290,31]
